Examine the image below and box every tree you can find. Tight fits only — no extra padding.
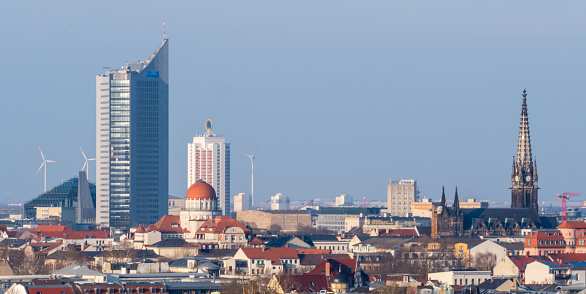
[470,251,497,272]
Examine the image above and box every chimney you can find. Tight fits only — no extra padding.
[262,245,266,252]
[325,261,331,277]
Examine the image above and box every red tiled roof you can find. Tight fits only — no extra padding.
[24,226,110,239]
[381,229,419,237]
[24,286,75,294]
[509,256,550,271]
[289,274,332,293]
[549,253,586,263]
[241,247,299,265]
[558,221,586,229]
[196,216,251,234]
[296,248,330,254]
[308,258,357,279]
[148,215,183,234]
[136,225,145,233]
[249,237,264,245]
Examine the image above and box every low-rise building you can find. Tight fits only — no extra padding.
[227,247,300,275]
[236,210,312,232]
[192,216,252,249]
[427,269,491,286]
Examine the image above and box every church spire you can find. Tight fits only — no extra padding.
[453,187,460,210]
[441,186,446,207]
[516,88,532,169]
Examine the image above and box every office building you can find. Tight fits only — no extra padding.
[234,193,250,212]
[270,193,290,210]
[187,121,230,215]
[335,194,353,207]
[96,39,169,230]
[387,179,418,217]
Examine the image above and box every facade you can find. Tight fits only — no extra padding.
[187,124,230,216]
[234,193,250,212]
[387,179,417,217]
[427,270,491,286]
[511,89,538,211]
[271,193,290,210]
[96,39,169,230]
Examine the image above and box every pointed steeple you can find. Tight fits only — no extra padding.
[516,88,533,169]
[511,156,517,181]
[533,156,538,182]
[441,186,447,207]
[453,187,460,210]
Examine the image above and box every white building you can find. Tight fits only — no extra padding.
[335,194,353,207]
[187,121,230,215]
[271,193,290,210]
[387,179,417,217]
[234,193,251,212]
[428,270,491,286]
[180,180,222,239]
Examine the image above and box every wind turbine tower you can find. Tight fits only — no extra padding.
[245,146,260,209]
[36,147,57,192]
[80,147,96,180]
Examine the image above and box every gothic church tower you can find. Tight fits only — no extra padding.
[511,89,538,211]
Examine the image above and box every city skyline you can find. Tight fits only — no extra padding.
[1,2,585,207]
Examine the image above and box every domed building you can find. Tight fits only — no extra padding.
[331,272,350,293]
[180,180,221,238]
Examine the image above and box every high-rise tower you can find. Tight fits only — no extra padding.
[511,89,538,211]
[96,39,169,230]
[187,120,230,216]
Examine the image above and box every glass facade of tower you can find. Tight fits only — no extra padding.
[96,40,169,231]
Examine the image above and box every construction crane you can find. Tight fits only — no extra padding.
[557,192,580,222]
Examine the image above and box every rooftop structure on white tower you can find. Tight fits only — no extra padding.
[188,120,230,216]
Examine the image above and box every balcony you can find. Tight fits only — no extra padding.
[255,264,265,268]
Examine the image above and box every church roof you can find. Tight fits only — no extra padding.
[462,208,544,231]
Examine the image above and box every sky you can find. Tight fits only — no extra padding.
[0,1,585,209]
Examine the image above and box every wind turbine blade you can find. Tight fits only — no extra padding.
[88,158,96,161]
[39,147,45,161]
[46,160,57,163]
[36,162,45,174]
[251,145,261,157]
[80,147,88,160]
[82,162,87,171]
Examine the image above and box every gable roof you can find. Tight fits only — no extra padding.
[52,263,104,276]
[557,221,586,229]
[195,216,251,234]
[477,278,512,290]
[299,254,351,266]
[149,238,196,248]
[240,247,299,265]
[147,215,183,234]
[549,253,586,263]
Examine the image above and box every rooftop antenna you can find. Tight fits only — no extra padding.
[163,18,166,40]
[245,146,261,209]
[36,147,57,192]
[80,147,96,180]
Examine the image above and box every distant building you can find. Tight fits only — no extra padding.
[236,210,312,231]
[233,193,250,212]
[412,198,487,218]
[387,179,417,217]
[335,194,353,207]
[313,207,383,234]
[187,121,230,216]
[168,194,185,216]
[271,193,290,210]
[96,39,169,230]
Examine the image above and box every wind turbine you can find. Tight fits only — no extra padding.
[80,147,96,180]
[36,147,57,192]
[245,146,261,209]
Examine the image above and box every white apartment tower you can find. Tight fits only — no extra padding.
[187,121,230,216]
[271,193,290,210]
[387,178,418,217]
[233,193,250,212]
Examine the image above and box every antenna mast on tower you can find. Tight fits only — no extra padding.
[163,18,166,40]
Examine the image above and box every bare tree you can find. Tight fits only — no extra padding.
[470,251,497,272]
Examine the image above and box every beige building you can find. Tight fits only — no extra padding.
[387,179,417,217]
[236,210,311,231]
[411,198,488,217]
[35,207,76,222]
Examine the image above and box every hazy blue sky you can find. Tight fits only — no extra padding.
[1,1,585,208]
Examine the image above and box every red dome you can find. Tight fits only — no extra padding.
[186,180,216,200]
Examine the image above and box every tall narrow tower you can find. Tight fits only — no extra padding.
[511,89,538,211]
[96,39,169,231]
